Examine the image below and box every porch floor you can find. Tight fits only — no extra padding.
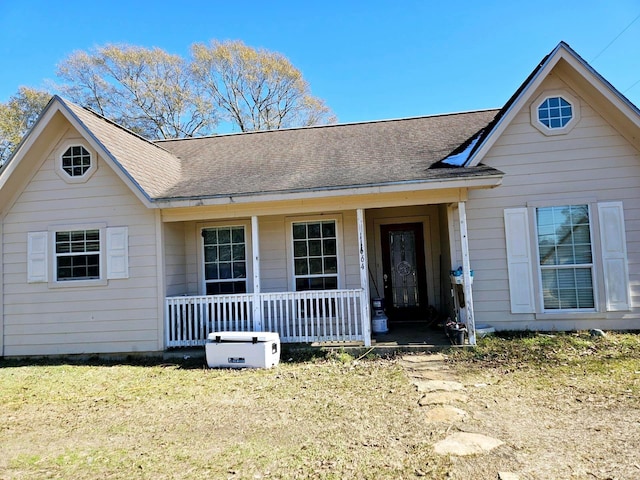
[164,322,454,361]
[311,321,452,353]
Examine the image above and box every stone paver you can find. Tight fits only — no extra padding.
[433,432,504,456]
[498,472,520,480]
[413,379,465,392]
[400,353,506,462]
[418,391,469,406]
[423,406,468,422]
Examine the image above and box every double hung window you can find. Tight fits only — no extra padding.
[293,220,338,291]
[55,229,101,281]
[536,205,594,310]
[203,226,247,294]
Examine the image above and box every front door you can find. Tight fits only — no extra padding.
[380,223,428,322]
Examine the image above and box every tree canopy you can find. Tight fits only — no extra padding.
[0,87,51,165]
[1,41,335,165]
[191,40,336,131]
[56,41,335,137]
[57,44,215,140]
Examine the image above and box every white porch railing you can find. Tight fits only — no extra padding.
[165,289,366,348]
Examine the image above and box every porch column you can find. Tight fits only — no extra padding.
[458,202,476,345]
[251,216,263,331]
[357,209,372,347]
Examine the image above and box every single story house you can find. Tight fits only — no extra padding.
[0,41,638,356]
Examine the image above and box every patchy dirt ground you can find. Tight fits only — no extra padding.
[405,333,640,480]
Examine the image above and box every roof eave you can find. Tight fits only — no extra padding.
[466,41,640,167]
[150,173,504,209]
[55,98,155,208]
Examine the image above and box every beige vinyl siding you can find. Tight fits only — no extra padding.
[175,212,364,296]
[466,77,640,330]
[163,222,187,297]
[259,216,288,293]
[2,132,161,356]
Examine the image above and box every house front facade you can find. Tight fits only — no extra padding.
[0,42,638,356]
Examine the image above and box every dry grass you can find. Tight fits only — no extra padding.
[1,332,639,480]
[445,331,640,479]
[0,351,449,480]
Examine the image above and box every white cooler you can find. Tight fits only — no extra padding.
[205,331,281,369]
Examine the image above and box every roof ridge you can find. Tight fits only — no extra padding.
[154,108,501,143]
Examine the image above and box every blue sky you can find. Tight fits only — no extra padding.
[1,1,639,130]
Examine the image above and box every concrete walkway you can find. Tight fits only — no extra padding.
[399,354,519,480]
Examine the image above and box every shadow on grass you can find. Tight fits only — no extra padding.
[0,343,338,370]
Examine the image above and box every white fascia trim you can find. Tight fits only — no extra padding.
[150,174,504,209]
[56,100,155,208]
[466,46,565,168]
[0,100,60,191]
[468,43,640,167]
[559,52,640,129]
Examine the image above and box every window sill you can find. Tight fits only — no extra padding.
[49,278,108,289]
[535,312,605,321]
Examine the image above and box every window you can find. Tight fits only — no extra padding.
[537,97,573,129]
[55,141,97,183]
[530,91,580,136]
[536,205,594,310]
[55,230,101,281]
[62,145,92,177]
[293,220,338,291]
[203,226,247,294]
[504,202,629,315]
[27,226,128,285]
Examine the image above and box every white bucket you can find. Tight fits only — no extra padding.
[371,312,388,334]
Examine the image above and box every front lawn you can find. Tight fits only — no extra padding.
[1,331,639,479]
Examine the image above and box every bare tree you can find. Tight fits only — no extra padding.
[191,40,336,131]
[57,44,216,139]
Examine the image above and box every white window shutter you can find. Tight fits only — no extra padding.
[597,202,630,311]
[504,208,536,313]
[27,231,48,283]
[106,227,129,279]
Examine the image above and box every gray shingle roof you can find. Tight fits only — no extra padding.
[156,110,500,200]
[57,97,500,201]
[63,100,182,198]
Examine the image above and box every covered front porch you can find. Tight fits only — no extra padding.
[161,191,481,349]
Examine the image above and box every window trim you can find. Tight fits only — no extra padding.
[533,204,597,313]
[527,199,602,314]
[54,139,97,184]
[285,214,345,292]
[197,220,253,295]
[530,90,580,136]
[48,223,107,288]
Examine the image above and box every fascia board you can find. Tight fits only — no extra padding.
[0,99,61,191]
[466,45,565,167]
[151,174,503,209]
[55,99,154,208]
[468,43,640,167]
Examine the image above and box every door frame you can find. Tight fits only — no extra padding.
[372,215,435,317]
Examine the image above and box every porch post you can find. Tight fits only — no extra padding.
[457,202,476,345]
[357,209,372,347]
[251,216,262,331]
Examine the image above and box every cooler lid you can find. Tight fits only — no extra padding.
[207,331,280,343]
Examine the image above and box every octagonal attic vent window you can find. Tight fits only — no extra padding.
[62,145,91,177]
[55,141,97,184]
[530,90,580,136]
[538,96,572,129]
